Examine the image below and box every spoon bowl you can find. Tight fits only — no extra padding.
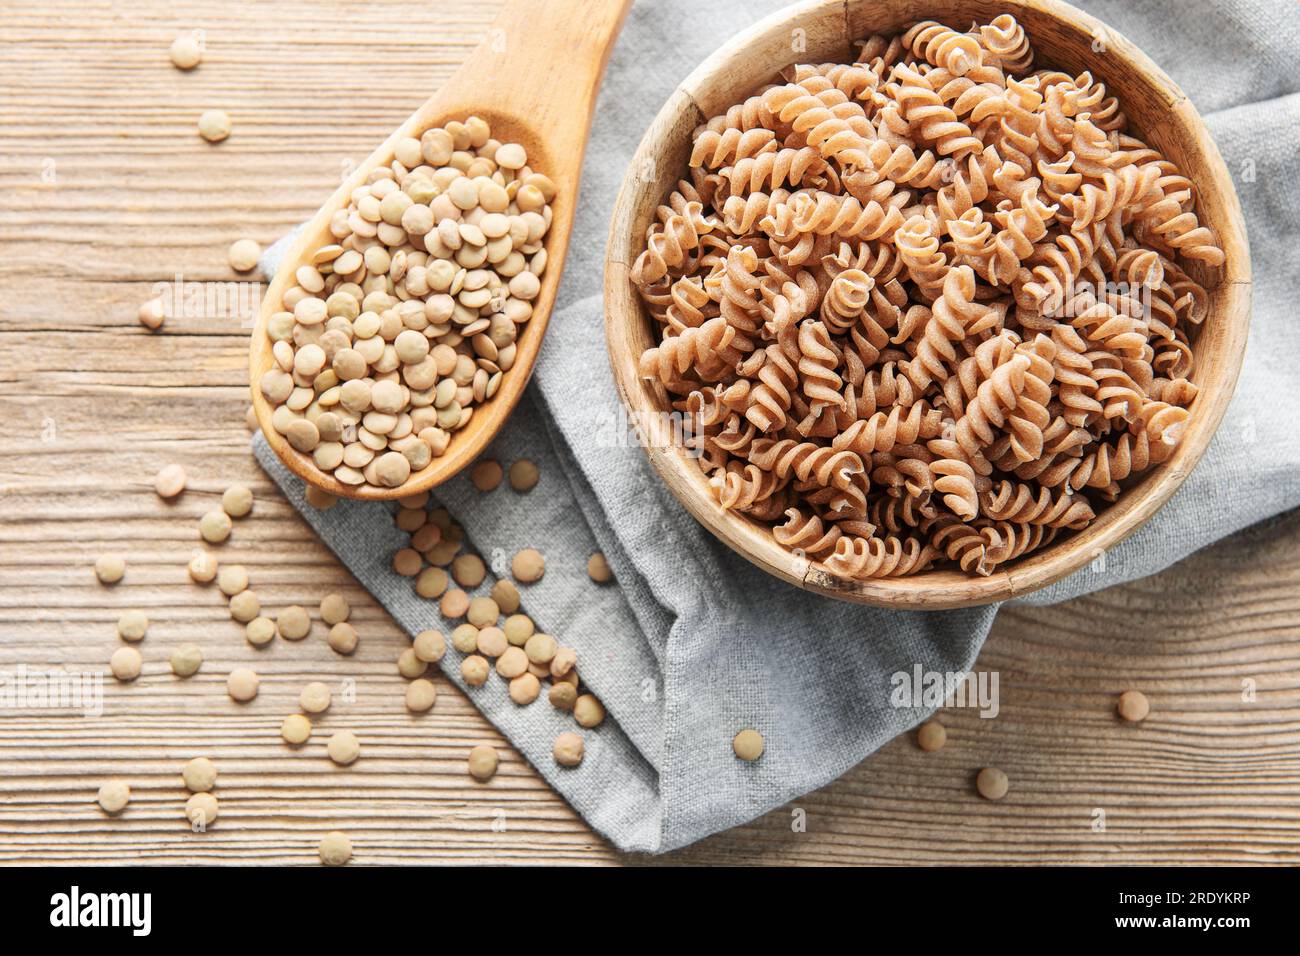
[251,0,631,500]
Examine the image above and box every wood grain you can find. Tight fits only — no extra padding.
[604,0,1252,609]
[1,0,1296,866]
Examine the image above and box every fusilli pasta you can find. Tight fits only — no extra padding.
[630,13,1224,579]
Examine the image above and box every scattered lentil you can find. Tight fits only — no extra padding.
[182,757,218,793]
[427,540,460,566]
[168,32,202,69]
[393,548,422,576]
[246,616,276,647]
[199,509,232,543]
[440,588,470,618]
[300,681,332,714]
[496,646,528,679]
[95,555,126,585]
[574,694,605,729]
[138,297,167,330]
[553,732,584,767]
[221,483,254,518]
[154,463,187,498]
[470,459,503,491]
[512,548,545,583]
[327,730,361,766]
[732,729,764,761]
[405,679,437,712]
[476,627,508,658]
[508,459,539,492]
[319,831,352,866]
[509,672,540,705]
[397,647,427,679]
[411,524,442,552]
[328,621,358,654]
[587,552,613,583]
[171,644,203,677]
[185,792,219,827]
[416,566,449,598]
[549,645,576,678]
[1117,690,1150,722]
[281,714,312,745]
[110,646,142,681]
[976,767,1009,800]
[188,551,218,583]
[467,596,499,627]
[228,239,261,273]
[413,629,446,663]
[917,720,947,752]
[490,579,520,614]
[503,613,534,645]
[229,590,260,623]
[451,624,480,654]
[524,632,557,666]
[97,780,130,815]
[452,555,487,589]
[197,108,231,142]
[305,486,337,510]
[227,667,259,702]
[461,655,490,686]
[467,745,498,781]
[549,682,577,710]
[116,610,149,643]
[319,593,350,625]
[217,564,248,597]
[277,605,311,641]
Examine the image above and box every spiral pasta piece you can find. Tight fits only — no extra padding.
[797,320,846,413]
[710,461,786,511]
[819,268,873,332]
[630,190,717,287]
[765,189,906,243]
[725,147,831,195]
[890,63,983,158]
[982,481,1095,529]
[902,20,985,76]
[763,79,874,170]
[774,507,843,556]
[748,438,865,494]
[908,265,1000,389]
[978,14,1034,72]
[691,125,777,170]
[832,401,946,456]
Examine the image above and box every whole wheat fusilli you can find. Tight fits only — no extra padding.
[631,13,1224,579]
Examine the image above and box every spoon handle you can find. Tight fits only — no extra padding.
[436,0,633,152]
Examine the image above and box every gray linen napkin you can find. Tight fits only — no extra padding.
[254,0,1300,852]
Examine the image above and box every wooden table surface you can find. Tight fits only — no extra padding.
[2,0,1298,866]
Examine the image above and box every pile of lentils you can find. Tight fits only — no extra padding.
[258,116,556,492]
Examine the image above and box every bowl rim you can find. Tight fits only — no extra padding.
[603,0,1252,609]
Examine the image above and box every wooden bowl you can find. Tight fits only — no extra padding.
[605,0,1251,609]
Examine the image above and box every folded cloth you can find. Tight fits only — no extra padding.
[254,0,1300,852]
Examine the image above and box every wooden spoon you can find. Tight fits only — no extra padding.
[250,0,632,500]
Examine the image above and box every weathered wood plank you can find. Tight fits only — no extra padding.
[1,0,1297,866]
